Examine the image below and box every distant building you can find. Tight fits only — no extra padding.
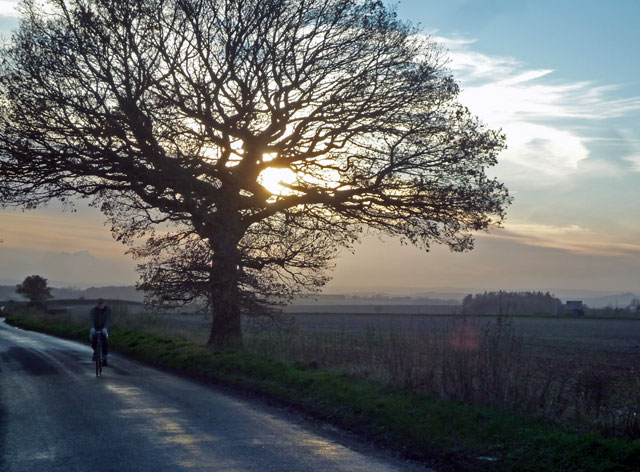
[565,300,584,316]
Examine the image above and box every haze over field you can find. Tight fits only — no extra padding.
[1,0,639,297]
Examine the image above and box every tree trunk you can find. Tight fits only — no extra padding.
[207,221,243,351]
[209,292,243,350]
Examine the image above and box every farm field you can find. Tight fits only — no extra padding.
[290,313,640,367]
[287,314,640,395]
[291,312,640,339]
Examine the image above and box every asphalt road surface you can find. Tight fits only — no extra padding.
[0,320,432,472]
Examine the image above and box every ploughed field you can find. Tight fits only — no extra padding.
[288,313,640,377]
[293,312,640,344]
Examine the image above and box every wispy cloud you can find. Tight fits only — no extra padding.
[486,221,640,258]
[429,34,640,178]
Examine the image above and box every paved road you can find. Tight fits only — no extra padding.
[0,320,431,472]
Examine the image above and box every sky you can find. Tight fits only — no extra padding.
[0,0,639,298]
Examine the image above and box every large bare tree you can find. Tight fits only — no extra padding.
[0,0,510,349]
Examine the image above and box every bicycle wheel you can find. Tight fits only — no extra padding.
[95,337,102,377]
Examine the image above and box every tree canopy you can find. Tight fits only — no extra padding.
[0,0,510,349]
[16,274,54,303]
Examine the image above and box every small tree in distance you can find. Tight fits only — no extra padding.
[16,275,54,303]
[0,0,510,349]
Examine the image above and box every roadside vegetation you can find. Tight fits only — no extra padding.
[3,306,639,472]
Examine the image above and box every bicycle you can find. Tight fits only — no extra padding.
[94,329,104,377]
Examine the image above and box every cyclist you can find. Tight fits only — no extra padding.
[90,298,111,366]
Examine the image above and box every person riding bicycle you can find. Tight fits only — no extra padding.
[90,298,111,366]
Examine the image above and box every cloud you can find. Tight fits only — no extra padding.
[431,36,520,84]
[486,221,640,258]
[625,155,640,172]
[429,34,640,179]
[0,1,17,17]
[499,123,588,175]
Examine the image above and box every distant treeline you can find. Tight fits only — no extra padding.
[462,291,562,316]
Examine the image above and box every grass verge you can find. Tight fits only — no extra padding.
[4,313,639,472]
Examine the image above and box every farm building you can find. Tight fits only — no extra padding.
[565,300,584,316]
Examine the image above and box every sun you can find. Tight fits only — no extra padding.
[257,167,298,196]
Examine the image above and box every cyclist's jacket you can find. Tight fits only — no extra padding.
[90,306,112,330]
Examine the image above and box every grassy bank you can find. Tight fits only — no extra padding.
[4,312,639,472]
